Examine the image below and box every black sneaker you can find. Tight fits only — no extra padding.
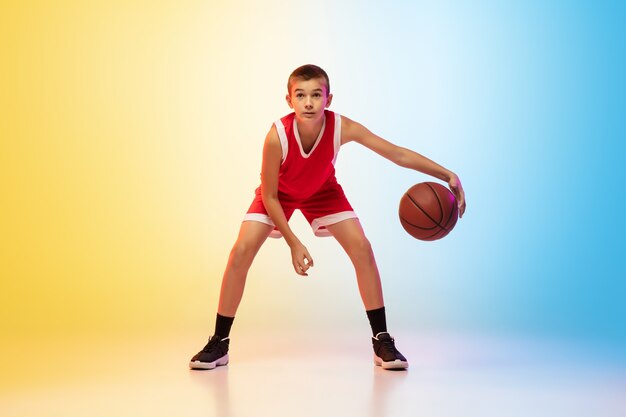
[189,335,230,370]
[372,332,409,370]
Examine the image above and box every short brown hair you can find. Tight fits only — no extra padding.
[288,64,330,95]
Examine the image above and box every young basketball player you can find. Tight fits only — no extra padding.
[190,64,466,371]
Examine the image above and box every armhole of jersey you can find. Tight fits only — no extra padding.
[332,113,342,165]
[274,120,289,164]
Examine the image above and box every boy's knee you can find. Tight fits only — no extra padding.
[229,243,256,268]
[347,237,374,260]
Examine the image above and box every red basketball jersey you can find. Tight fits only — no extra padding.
[245,110,356,237]
[275,110,342,201]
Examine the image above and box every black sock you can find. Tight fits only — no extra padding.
[215,313,235,338]
[366,306,387,337]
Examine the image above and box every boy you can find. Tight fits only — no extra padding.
[190,64,466,371]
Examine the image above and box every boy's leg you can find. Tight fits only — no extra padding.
[217,220,274,317]
[325,218,383,311]
[324,218,386,333]
[325,218,408,370]
[190,220,273,370]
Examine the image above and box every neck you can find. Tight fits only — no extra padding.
[296,111,326,136]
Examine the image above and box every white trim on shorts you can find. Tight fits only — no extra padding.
[242,210,358,238]
[311,210,357,236]
[242,213,281,238]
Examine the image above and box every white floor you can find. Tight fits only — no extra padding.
[1,331,624,417]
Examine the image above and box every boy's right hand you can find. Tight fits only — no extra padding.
[290,242,314,276]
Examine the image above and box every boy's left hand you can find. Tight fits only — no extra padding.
[448,174,466,218]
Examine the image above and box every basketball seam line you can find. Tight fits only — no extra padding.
[427,182,457,231]
[400,215,448,240]
[399,216,440,230]
[425,182,444,223]
[406,193,450,233]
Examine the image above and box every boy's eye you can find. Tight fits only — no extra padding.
[296,94,304,98]
[313,93,321,97]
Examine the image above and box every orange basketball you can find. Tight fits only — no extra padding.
[399,182,458,241]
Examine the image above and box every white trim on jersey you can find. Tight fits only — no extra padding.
[293,115,326,158]
[274,120,289,164]
[311,210,358,237]
[332,113,342,165]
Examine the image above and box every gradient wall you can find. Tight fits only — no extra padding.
[2,0,624,369]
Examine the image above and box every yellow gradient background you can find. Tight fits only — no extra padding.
[1,0,365,358]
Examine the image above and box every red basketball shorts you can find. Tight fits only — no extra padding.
[243,180,357,238]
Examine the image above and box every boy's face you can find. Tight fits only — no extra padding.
[286,77,333,123]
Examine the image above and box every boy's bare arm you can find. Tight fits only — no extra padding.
[260,127,314,275]
[341,116,466,217]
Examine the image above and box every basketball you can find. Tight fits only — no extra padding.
[399,182,458,241]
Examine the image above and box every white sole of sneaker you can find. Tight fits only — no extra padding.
[189,354,229,370]
[374,355,409,370]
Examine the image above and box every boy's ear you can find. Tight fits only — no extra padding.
[325,93,333,108]
[286,94,293,109]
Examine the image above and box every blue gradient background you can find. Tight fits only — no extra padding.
[300,0,626,347]
[338,2,626,343]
